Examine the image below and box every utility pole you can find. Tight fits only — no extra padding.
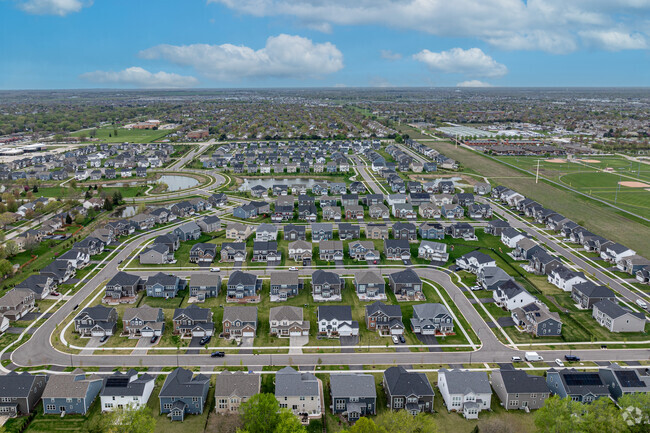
[535,159,540,184]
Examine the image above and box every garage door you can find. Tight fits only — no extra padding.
[91,330,105,337]
[141,330,154,338]
[421,329,435,335]
[290,331,301,337]
[390,329,404,336]
[242,331,255,338]
[193,330,205,337]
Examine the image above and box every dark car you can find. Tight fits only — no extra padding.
[200,335,211,346]
[399,335,406,344]
[564,355,580,362]
[99,335,109,343]
[150,335,158,344]
[211,351,225,358]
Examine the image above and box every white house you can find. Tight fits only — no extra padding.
[318,305,359,338]
[456,251,497,275]
[500,228,527,249]
[0,314,9,333]
[493,282,537,311]
[547,266,588,292]
[100,371,155,412]
[438,369,492,419]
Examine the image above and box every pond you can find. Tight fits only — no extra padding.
[156,175,200,192]
[121,206,137,217]
[238,178,323,192]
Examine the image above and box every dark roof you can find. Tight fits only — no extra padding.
[384,239,410,249]
[174,304,212,321]
[101,370,155,397]
[384,366,433,397]
[318,305,352,321]
[0,372,43,398]
[159,368,209,398]
[228,271,259,286]
[146,272,179,287]
[593,299,645,320]
[573,282,615,299]
[390,268,421,284]
[551,368,608,395]
[365,301,401,317]
[497,368,550,393]
[76,304,115,321]
[311,269,341,285]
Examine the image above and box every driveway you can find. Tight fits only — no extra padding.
[132,337,156,355]
[186,336,202,355]
[496,317,516,327]
[416,334,441,352]
[289,336,308,355]
[339,335,358,353]
[393,340,409,353]
[80,336,103,355]
[240,337,254,354]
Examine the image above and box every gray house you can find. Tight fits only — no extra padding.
[411,303,454,334]
[222,306,258,339]
[491,366,551,411]
[123,305,165,338]
[189,243,217,264]
[42,372,103,415]
[189,273,221,302]
[74,305,117,337]
[173,305,214,338]
[159,368,210,421]
[227,271,262,300]
[388,268,422,300]
[103,271,142,303]
[284,224,306,241]
[173,221,202,241]
[0,372,47,417]
[311,223,334,241]
[330,374,377,422]
[546,369,609,403]
[145,272,183,298]
[270,272,303,301]
[592,299,646,333]
[197,215,222,233]
[354,270,386,299]
[383,366,434,415]
[599,364,650,400]
[571,282,616,309]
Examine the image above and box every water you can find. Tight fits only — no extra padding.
[157,175,199,192]
[121,206,137,217]
[238,178,323,192]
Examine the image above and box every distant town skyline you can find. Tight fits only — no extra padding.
[1,0,649,89]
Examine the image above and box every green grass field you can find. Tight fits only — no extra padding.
[71,127,171,143]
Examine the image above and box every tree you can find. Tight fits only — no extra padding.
[65,213,73,225]
[0,259,13,278]
[137,203,146,214]
[112,190,123,205]
[375,411,437,433]
[70,179,77,189]
[103,198,114,211]
[240,393,281,433]
[619,393,650,433]
[4,240,19,257]
[99,405,156,433]
[534,395,624,433]
[273,410,307,433]
[341,417,388,433]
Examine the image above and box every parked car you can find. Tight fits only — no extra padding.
[511,356,522,362]
[289,267,298,271]
[211,351,225,357]
[564,355,580,362]
[392,335,399,344]
[51,292,60,297]
[210,267,221,273]
[555,359,565,367]
[399,335,406,344]
[150,335,158,344]
[636,299,648,310]
[99,335,109,343]
[200,336,211,345]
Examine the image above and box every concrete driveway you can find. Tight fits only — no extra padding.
[132,337,156,355]
[289,336,308,355]
[80,336,104,355]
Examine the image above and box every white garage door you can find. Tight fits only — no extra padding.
[193,330,205,337]
[421,329,435,335]
[242,331,255,338]
[141,330,154,338]
[290,331,301,337]
[91,330,105,337]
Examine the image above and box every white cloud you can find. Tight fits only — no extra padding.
[209,0,650,53]
[139,34,343,81]
[380,50,402,61]
[413,47,507,78]
[457,80,493,87]
[80,67,199,88]
[16,0,90,16]
[579,30,647,51]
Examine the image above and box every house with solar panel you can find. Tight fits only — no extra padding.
[598,364,650,400]
[100,370,155,412]
[546,368,610,403]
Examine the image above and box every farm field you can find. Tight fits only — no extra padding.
[70,127,172,143]
[425,140,650,256]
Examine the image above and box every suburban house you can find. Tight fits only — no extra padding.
[485,220,511,236]
[319,240,344,261]
[40,259,75,284]
[226,271,262,301]
[275,367,321,422]
[188,243,217,264]
[493,281,536,311]
[369,203,390,219]
[392,222,418,241]
[318,305,359,338]
[220,242,247,263]
[348,240,381,262]
[419,203,441,219]
[42,372,103,416]
[384,239,411,261]
[491,366,551,411]
[173,221,202,241]
[152,233,180,252]
[159,368,210,421]
[123,305,165,338]
[448,222,475,239]
[222,306,258,339]
[477,266,513,291]
[546,369,609,403]
[354,271,386,300]
[419,222,445,240]
[501,228,527,248]
[288,240,312,264]
[548,266,588,292]
[269,306,310,337]
[338,223,361,240]
[418,241,449,263]
[388,269,423,300]
[411,303,454,334]
[214,371,261,414]
[383,366,434,415]
[529,250,562,275]
[367,223,389,239]
[438,369,492,419]
[15,274,54,301]
[456,251,497,274]
[0,372,47,417]
[252,241,281,263]
[100,370,155,412]
[592,300,646,333]
[197,216,222,233]
[571,282,616,309]
[255,223,278,241]
[365,301,404,336]
[270,272,303,301]
[311,270,344,301]
[145,272,183,299]
[511,303,563,337]
[284,224,307,241]
[74,305,118,337]
[139,244,174,265]
[330,374,377,422]
[598,364,650,400]
[311,223,334,241]
[322,206,342,221]
[103,271,142,304]
[442,203,464,219]
[173,305,214,338]
[226,222,253,241]
[188,273,221,302]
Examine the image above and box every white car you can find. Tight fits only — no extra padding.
[555,359,565,367]
[210,267,221,273]
[511,356,522,362]
[288,267,298,271]
[392,335,400,344]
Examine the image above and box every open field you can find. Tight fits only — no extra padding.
[427,140,650,256]
[70,127,172,143]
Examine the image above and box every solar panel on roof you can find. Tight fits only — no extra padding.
[106,377,130,387]
[615,371,645,388]
[564,374,602,386]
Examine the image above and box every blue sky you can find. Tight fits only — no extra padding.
[1,0,649,89]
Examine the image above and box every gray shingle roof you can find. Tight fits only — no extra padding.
[439,369,491,394]
[275,366,318,397]
[497,367,550,393]
[330,374,376,399]
[318,305,352,321]
[0,372,43,398]
[384,366,433,397]
[222,306,258,323]
[189,273,220,288]
[214,371,260,398]
[159,368,209,398]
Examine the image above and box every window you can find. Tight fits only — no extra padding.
[46,405,56,411]
[0,398,10,403]
[394,398,404,409]
[163,403,172,409]
[300,396,305,401]
[192,397,199,402]
[105,403,113,409]
[66,398,72,403]
[511,400,518,406]
[531,394,537,398]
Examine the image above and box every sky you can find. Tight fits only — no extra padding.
[0,0,649,89]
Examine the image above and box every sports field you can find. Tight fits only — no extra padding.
[494,155,650,218]
[71,127,171,143]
